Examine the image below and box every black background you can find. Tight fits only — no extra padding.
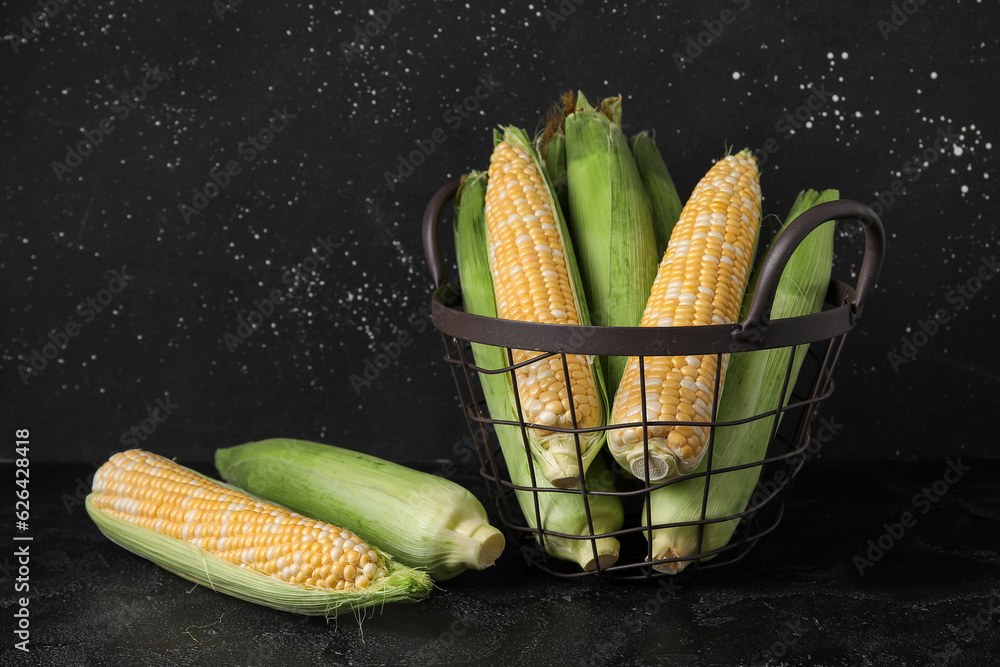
[3,1,998,464]
[3,2,1000,666]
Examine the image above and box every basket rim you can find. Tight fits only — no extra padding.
[431,279,857,356]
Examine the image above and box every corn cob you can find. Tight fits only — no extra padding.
[645,189,839,573]
[630,131,683,258]
[495,420,623,571]
[456,171,623,570]
[87,449,431,615]
[215,438,504,581]
[608,149,763,481]
[483,126,606,488]
[563,91,660,396]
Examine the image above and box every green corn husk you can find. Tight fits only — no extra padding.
[564,91,660,394]
[605,148,763,484]
[598,95,622,126]
[455,170,623,571]
[629,131,683,258]
[540,131,569,217]
[483,126,608,489]
[86,472,432,617]
[215,439,505,581]
[644,189,839,573]
[540,132,566,195]
[495,422,623,571]
[537,91,574,208]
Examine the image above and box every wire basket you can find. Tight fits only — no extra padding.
[422,180,885,580]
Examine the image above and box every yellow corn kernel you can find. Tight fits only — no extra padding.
[609,150,762,481]
[483,137,604,488]
[485,141,599,429]
[90,450,385,590]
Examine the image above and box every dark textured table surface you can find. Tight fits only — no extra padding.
[2,459,998,666]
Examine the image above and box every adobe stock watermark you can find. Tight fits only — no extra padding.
[869,125,960,218]
[745,415,844,518]
[59,454,121,515]
[579,644,618,667]
[637,577,683,616]
[348,283,459,394]
[554,582,681,665]
[348,294,607,397]
[672,0,751,73]
[339,0,404,62]
[924,589,1000,666]
[178,107,297,223]
[213,0,243,20]
[222,235,342,352]
[886,254,998,372]
[750,83,834,168]
[51,65,168,182]
[877,0,928,41]
[6,0,70,54]
[120,393,180,448]
[853,458,971,576]
[433,427,486,479]
[750,620,807,666]
[17,267,134,386]
[844,125,960,245]
[410,611,475,666]
[544,0,588,30]
[383,74,500,192]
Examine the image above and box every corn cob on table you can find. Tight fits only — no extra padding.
[23,458,1000,665]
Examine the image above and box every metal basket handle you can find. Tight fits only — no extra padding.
[735,200,885,342]
[422,180,461,291]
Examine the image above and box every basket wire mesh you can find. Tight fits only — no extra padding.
[422,180,884,579]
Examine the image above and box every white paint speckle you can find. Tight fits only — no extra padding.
[732,71,741,80]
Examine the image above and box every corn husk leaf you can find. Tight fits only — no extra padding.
[629,131,683,257]
[606,148,762,483]
[644,189,839,572]
[564,91,659,394]
[215,438,504,581]
[537,91,575,202]
[87,489,432,617]
[455,170,623,571]
[484,126,609,488]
